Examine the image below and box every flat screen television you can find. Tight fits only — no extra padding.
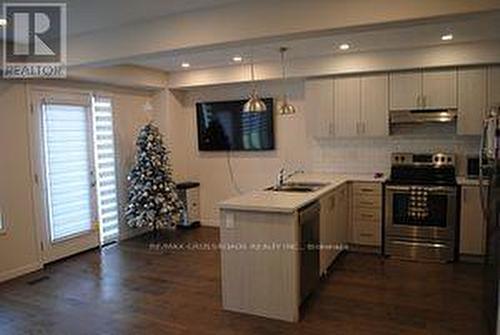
[196,98,274,151]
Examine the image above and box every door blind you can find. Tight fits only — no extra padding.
[92,96,119,244]
[42,103,94,242]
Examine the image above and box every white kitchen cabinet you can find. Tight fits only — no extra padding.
[460,186,487,256]
[319,183,349,275]
[422,68,457,109]
[361,74,389,136]
[350,182,382,248]
[332,183,349,253]
[333,74,389,137]
[389,71,422,110]
[389,68,457,110]
[319,190,335,274]
[305,78,334,138]
[457,67,488,135]
[488,65,500,108]
[334,76,360,137]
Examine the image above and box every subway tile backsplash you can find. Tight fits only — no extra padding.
[311,135,480,176]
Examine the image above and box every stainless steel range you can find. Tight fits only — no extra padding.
[384,153,458,262]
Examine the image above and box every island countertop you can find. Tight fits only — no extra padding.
[218,173,387,213]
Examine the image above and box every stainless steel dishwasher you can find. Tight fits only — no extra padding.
[299,201,320,303]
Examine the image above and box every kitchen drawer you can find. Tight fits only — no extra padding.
[353,208,381,222]
[352,221,381,246]
[353,194,382,209]
[352,182,382,197]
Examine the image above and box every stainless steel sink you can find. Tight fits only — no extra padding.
[265,182,330,193]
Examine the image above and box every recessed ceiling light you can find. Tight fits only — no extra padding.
[181,62,190,68]
[441,34,453,41]
[0,19,7,26]
[232,56,243,62]
[339,43,350,51]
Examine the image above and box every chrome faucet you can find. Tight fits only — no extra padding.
[276,168,304,187]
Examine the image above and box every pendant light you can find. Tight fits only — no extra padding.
[243,54,267,113]
[278,47,296,115]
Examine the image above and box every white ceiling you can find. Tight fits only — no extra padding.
[130,11,500,73]
[0,0,243,35]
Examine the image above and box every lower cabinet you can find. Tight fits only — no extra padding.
[319,183,349,275]
[460,185,487,256]
[319,181,383,275]
[350,182,382,247]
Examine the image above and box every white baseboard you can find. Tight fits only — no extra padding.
[0,261,43,283]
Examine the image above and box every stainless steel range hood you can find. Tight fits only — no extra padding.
[390,109,457,124]
[389,109,457,135]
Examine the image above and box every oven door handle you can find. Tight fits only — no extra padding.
[391,240,449,249]
[385,185,456,193]
[385,185,412,191]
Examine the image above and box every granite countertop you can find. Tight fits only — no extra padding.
[218,172,387,213]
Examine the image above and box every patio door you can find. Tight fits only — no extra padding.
[31,91,100,263]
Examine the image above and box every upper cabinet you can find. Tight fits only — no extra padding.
[488,66,500,108]
[305,78,334,138]
[389,71,421,110]
[306,66,496,139]
[334,74,389,138]
[334,76,360,137]
[422,69,457,109]
[361,74,389,137]
[389,68,457,110]
[457,67,488,135]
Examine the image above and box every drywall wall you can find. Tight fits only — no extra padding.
[168,79,480,227]
[168,81,311,226]
[0,82,41,282]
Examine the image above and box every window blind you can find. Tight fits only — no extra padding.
[92,97,119,244]
[42,104,94,242]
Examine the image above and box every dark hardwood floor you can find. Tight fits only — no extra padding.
[0,227,488,335]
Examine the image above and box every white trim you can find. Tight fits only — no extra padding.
[29,86,101,264]
[0,262,43,284]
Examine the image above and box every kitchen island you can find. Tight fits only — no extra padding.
[218,173,385,322]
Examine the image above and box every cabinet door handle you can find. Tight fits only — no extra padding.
[422,95,427,108]
[360,233,373,237]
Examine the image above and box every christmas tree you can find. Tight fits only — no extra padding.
[125,123,184,232]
